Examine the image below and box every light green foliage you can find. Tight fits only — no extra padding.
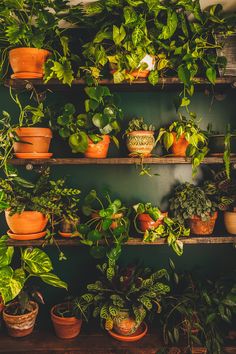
[125,117,155,134]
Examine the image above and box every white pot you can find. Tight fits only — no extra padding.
[200,0,236,13]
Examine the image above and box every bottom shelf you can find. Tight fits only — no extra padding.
[0,329,235,354]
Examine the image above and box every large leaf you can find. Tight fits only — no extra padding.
[0,236,13,267]
[113,25,126,45]
[0,267,25,304]
[39,273,68,290]
[69,132,88,153]
[22,248,53,274]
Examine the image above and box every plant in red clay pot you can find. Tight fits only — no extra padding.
[51,297,90,339]
[79,259,170,342]
[156,112,208,176]
[57,86,123,158]
[0,236,67,338]
[132,202,167,233]
[169,182,218,236]
[78,189,130,260]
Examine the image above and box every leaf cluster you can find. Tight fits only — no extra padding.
[125,117,155,134]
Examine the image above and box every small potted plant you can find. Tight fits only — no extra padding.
[124,118,156,157]
[169,182,218,235]
[57,86,123,158]
[156,113,208,176]
[133,202,168,232]
[79,259,170,342]
[78,189,130,260]
[224,206,236,234]
[0,237,67,337]
[51,296,90,339]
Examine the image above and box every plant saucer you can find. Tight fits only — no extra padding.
[7,230,47,241]
[108,322,148,342]
[11,72,43,79]
[58,231,80,238]
[14,152,53,159]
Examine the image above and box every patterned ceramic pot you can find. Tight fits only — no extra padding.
[189,212,218,235]
[126,131,155,157]
[113,309,141,336]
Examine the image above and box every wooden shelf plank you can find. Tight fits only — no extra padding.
[0,329,234,354]
[9,156,236,166]
[5,236,236,247]
[5,76,236,91]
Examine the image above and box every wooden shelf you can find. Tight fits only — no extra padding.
[5,76,236,91]
[0,329,234,354]
[9,156,236,166]
[6,236,236,247]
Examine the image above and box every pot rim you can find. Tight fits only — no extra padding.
[87,135,110,144]
[190,211,218,221]
[138,212,167,221]
[9,47,51,55]
[14,127,52,138]
[51,303,80,322]
[5,210,47,217]
[3,301,39,319]
[127,131,155,136]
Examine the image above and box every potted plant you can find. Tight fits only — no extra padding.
[0,0,76,81]
[124,118,156,157]
[0,168,81,246]
[78,189,130,260]
[224,206,236,234]
[0,236,67,337]
[57,86,123,158]
[156,113,208,176]
[133,203,167,233]
[51,296,90,339]
[79,259,170,342]
[169,182,218,235]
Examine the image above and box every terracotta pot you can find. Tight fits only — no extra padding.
[170,133,189,157]
[9,48,51,79]
[60,219,80,234]
[110,55,155,79]
[191,348,207,354]
[224,210,236,234]
[189,212,218,235]
[51,304,82,339]
[91,211,123,230]
[84,135,110,158]
[13,128,52,154]
[126,131,155,157]
[137,212,168,232]
[5,210,48,235]
[3,301,38,338]
[113,309,141,336]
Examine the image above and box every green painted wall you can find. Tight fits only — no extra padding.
[0,85,235,319]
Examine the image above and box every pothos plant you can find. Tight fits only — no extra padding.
[0,0,80,84]
[156,112,209,176]
[80,0,236,105]
[78,189,130,261]
[0,168,81,261]
[57,86,123,153]
[161,261,236,354]
[133,203,190,256]
[0,235,67,309]
[79,258,170,332]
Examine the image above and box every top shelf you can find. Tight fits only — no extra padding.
[5,77,236,91]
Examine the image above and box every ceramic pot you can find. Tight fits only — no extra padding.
[224,210,236,234]
[170,133,189,157]
[189,212,218,235]
[215,33,236,76]
[51,303,82,339]
[126,131,155,157]
[5,210,48,235]
[113,309,141,336]
[84,135,110,158]
[60,219,80,234]
[3,302,38,337]
[91,212,123,230]
[13,128,52,154]
[110,54,155,79]
[9,48,51,79]
[208,134,236,155]
[137,212,168,232]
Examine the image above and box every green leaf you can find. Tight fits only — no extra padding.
[69,132,88,153]
[148,70,159,86]
[0,267,25,304]
[206,67,216,85]
[39,273,68,290]
[163,132,174,151]
[124,6,137,25]
[177,65,191,86]
[87,230,102,242]
[22,248,53,274]
[113,25,126,45]
[132,27,143,46]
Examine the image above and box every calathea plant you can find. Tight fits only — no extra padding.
[0,236,67,306]
[79,259,170,334]
[57,86,123,154]
[78,189,130,261]
[156,112,208,176]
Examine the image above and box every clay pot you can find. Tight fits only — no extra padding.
[137,212,168,232]
[60,219,80,234]
[170,133,189,157]
[51,303,82,339]
[5,210,48,235]
[13,128,52,154]
[113,309,141,336]
[126,131,155,157]
[224,210,236,234]
[91,212,123,230]
[3,301,38,337]
[84,135,110,158]
[189,212,218,235]
[9,48,51,79]
[208,134,236,156]
[110,55,155,79]
[191,348,207,354]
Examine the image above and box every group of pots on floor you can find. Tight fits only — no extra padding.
[0,168,236,259]
[0,253,235,354]
[1,88,236,179]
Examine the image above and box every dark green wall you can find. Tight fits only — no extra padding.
[0,85,236,316]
